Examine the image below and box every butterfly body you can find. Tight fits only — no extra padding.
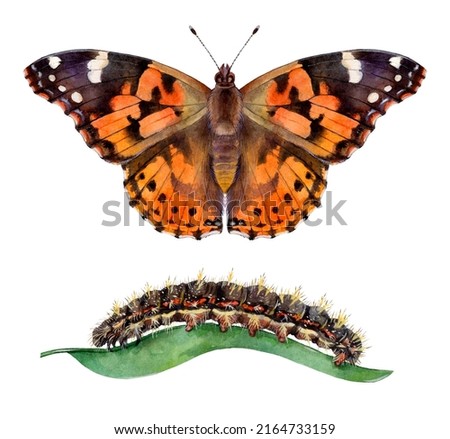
[25,49,425,239]
[208,64,243,192]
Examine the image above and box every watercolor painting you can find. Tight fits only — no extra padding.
[2,1,448,438]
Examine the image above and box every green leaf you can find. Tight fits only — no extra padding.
[41,324,392,382]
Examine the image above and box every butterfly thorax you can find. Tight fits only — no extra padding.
[208,64,243,193]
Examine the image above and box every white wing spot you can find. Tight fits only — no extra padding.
[367,92,379,103]
[87,51,109,84]
[395,74,402,82]
[389,56,402,69]
[341,52,363,83]
[71,91,83,103]
[48,56,62,69]
[384,85,393,92]
[48,74,56,82]
[58,85,67,92]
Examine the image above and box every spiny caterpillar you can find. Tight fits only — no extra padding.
[92,273,365,365]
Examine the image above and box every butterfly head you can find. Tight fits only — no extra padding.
[215,64,235,88]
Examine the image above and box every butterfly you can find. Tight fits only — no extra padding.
[24,43,425,239]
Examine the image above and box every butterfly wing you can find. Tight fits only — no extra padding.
[123,116,223,238]
[25,50,223,238]
[227,123,328,239]
[228,49,426,238]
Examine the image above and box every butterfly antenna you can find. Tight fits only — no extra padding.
[189,26,220,70]
[230,26,260,69]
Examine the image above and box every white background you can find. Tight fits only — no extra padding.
[2,0,449,437]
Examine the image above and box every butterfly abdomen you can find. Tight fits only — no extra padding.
[208,85,243,192]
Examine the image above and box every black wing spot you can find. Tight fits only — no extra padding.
[151,86,162,103]
[288,86,299,102]
[127,116,144,140]
[193,229,203,240]
[294,179,304,191]
[307,115,324,140]
[161,73,176,93]
[293,100,312,117]
[274,74,289,94]
[248,229,257,240]
[139,100,158,117]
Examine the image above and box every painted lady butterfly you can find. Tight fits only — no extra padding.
[24,44,425,239]
[92,273,364,365]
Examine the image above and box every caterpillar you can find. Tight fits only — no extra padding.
[92,273,365,365]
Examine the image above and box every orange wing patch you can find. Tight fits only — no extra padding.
[265,66,314,104]
[243,71,362,162]
[79,64,208,162]
[135,67,185,105]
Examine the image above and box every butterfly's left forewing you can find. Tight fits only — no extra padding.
[242,50,425,163]
[25,50,223,238]
[228,50,425,238]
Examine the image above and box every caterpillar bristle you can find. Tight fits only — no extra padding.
[91,274,366,365]
[165,277,173,289]
[110,300,122,316]
[335,310,349,328]
[317,295,332,313]
[197,268,205,281]
[257,274,266,290]
[292,287,305,303]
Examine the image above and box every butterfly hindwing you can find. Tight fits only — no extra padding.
[123,116,223,238]
[227,120,328,238]
[25,50,223,238]
[227,50,425,238]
